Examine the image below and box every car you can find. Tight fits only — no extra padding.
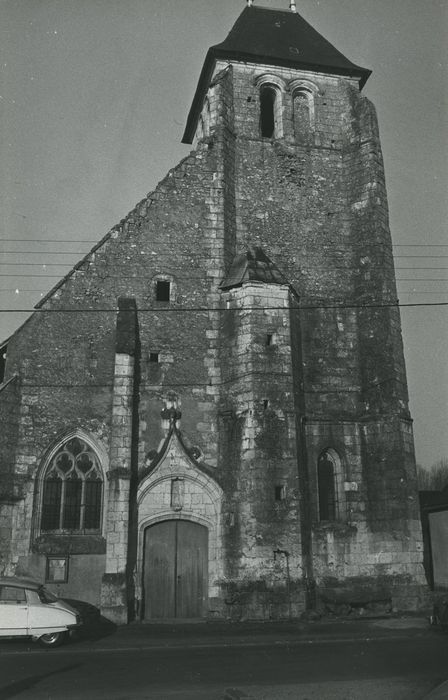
[0,576,82,647]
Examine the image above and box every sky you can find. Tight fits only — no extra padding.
[0,0,447,469]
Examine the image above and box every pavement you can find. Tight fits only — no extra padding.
[76,613,442,650]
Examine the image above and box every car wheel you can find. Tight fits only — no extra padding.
[38,631,66,647]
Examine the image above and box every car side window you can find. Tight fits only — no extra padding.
[0,586,26,604]
[37,587,58,604]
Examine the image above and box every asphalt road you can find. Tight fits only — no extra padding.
[0,630,447,700]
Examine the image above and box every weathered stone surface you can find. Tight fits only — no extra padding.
[0,8,426,620]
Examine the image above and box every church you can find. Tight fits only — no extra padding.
[0,2,427,623]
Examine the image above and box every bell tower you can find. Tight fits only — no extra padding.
[181,2,427,614]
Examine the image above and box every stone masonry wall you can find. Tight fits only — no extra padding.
[207,59,425,608]
[218,282,304,618]
[0,48,426,615]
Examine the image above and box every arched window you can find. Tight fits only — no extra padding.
[317,449,340,521]
[290,80,317,143]
[256,74,285,139]
[294,91,313,141]
[260,86,277,138]
[41,437,103,532]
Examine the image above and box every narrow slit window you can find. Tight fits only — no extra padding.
[156,280,170,302]
[266,333,274,346]
[149,352,159,363]
[318,452,337,521]
[275,485,286,501]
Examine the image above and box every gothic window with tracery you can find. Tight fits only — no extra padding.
[41,437,103,532]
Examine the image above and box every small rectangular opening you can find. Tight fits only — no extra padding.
[149,352,159,363]
[263,399,269,410]
[266,334,273,346]
[156,280,170,302]
[275,485,286,501]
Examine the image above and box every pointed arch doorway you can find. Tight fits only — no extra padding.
[143,520,208,620]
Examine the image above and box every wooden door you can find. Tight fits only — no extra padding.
[143,520,208,620]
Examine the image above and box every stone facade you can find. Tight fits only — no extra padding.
[0,6,428,622]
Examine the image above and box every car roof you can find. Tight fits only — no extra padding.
[0,576,42,590]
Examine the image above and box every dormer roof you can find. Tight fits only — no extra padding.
[220,247,289,291]
[182,5,371,144]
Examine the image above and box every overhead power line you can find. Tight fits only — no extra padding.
[3,263,448,271]
[0,239,98,243]
[0,302,447,313]
[2,239,448,246]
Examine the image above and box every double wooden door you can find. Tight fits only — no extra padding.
[143,520,208,620]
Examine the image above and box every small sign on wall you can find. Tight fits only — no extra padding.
[344,481,359,492]
[46,556,69,584]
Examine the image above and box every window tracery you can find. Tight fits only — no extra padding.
[41,437,103,532]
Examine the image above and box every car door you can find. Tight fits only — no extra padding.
[0,585,28,636]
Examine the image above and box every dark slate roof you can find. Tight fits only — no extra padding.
[220,248,289,290]
[182,5,371,143]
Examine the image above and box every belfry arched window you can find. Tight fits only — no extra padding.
[294,91,313,141]
[290,80,317,143]
[256,74,285,139]
[317,449,341,521]
[260,86,277,138]
[41,437,103,532]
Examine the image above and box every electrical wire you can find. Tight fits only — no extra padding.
[3,239,448,245]
[0,302,447,313]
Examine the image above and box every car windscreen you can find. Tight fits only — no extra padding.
[37,586,59,604]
